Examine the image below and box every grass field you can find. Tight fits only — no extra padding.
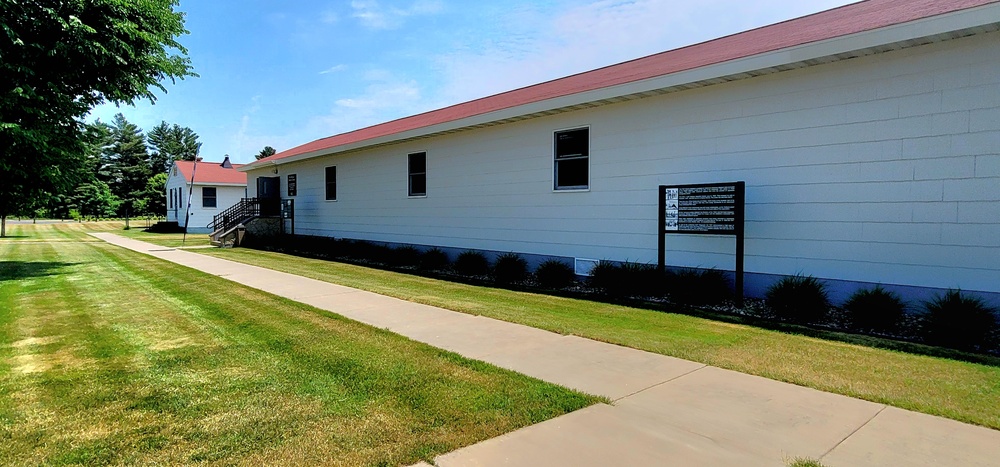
[190,243,1000,431]
[0,223,596,465]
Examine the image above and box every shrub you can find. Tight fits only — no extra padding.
[668,268,732,306]
[419,248,450,272]
[534,260,576,289]
[454,250,490,277]
[620,261,663,298]
[588,260,661,298]
[340,239,378,260]
[765,274,830,324]
[918,290,998,353]
[386,245,421,268]
[587,260,624,296]
[493,253,529,285]
[842,286,906,335]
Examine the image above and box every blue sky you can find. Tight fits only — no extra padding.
[89,0,855,164]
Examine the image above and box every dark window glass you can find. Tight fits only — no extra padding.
[554,128,589,189]
[408,152,426,196]
[287,174,297,197]
[202,187,217,208]
[325,166,337,201]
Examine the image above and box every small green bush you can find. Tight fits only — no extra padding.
[387,246,421,268]
[919,290,998,353]
[493,253,529,285]
[588,260,661,298]
[588,260,624,296]
[340,239,382,261]
[765,274,830,324]
[534,260,576,289]
[454,250,491,277]
[843,286,906,335]
[668,268,732,306]
[419,248,449,272]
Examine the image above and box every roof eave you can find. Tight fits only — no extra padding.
[242,2,1000,171]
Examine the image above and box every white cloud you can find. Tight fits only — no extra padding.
[433,0,855,105]
[320,9,339,24]
[307,69,429,138]
[319,64,348,74]
[350,0,443,30]
[231,95,263,161]
[260,0,856,157]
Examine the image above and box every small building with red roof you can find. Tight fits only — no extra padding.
[166,156,248,231]
[239,0,1000,304]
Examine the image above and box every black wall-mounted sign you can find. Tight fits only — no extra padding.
[659,182,746,304]
[287,174,297,197]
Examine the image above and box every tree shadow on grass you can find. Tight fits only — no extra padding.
[0,261,78,282]
[0,235,30,239]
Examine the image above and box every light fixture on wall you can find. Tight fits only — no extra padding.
[272,167,278,174]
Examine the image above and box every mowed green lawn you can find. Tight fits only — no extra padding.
[0,223,596,465]
[192,242,1000,431]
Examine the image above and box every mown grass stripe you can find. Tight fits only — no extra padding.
[1,223,597,465]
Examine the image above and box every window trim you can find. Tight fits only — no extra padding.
[202,186,217,208]
[325,166,337,201]
[407,151,427,198]
[552,126,591,192]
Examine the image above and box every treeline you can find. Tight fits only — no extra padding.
[34,113,201,220]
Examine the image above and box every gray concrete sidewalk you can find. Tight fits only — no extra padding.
[90,233,1000,466]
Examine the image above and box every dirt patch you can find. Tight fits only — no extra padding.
[150,337,197,351]
[9,336,61,348]
[9,347,95,374]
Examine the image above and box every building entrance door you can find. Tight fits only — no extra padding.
[257,176,280,216]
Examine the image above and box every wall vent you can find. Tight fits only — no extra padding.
[574,258,600,276]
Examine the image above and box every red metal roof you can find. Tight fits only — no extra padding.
[175,160,247,185]
[250,0,996,167]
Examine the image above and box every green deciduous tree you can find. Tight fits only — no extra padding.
[256,146,277,160]
[143,172,168,216]
[0,0,194,236]
[72,180,120,218]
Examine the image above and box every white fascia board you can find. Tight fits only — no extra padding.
[187,182,247,187]
[258,3,1000,168]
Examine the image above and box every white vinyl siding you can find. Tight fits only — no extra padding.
[244,32,1000,295]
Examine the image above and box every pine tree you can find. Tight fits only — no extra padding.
[256,146,277,160]
[105,114,150,217]
[148,121,201,172]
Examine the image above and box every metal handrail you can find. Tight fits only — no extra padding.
[208,198,261,232]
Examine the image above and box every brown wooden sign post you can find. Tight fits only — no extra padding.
[658,182,746,306]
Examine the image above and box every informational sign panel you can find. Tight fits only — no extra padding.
[659,182,746,304]
[663,184,740,234]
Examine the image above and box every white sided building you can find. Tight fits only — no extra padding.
[240,0,1000,304]
[166,157,248,233]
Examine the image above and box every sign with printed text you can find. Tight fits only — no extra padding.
[658,181,746,304]
[663,183,742,234]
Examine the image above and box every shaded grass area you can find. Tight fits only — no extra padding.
[0,229,596,465]
[115,226,213,248]
[201,248,1000,430]
[0,220,212,248]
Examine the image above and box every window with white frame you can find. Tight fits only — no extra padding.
[202,187,217,208]
[554,127,589,190]
[408,152,426,196]
[325,166,337,201]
